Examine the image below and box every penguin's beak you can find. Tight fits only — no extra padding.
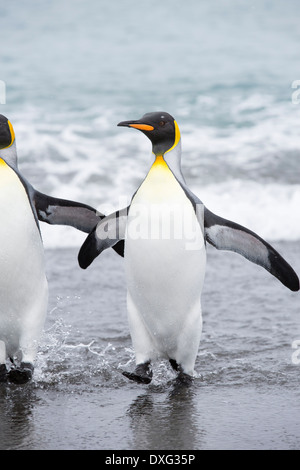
[117,120,154,131]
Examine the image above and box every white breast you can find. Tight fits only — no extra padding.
[0,160,47,357]
[125,157,206,349]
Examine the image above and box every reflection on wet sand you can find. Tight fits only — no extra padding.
[127,382,204,450]
[0,385,37,450]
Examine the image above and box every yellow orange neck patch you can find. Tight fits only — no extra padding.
[1,120,15,149]
[165,120,181,154]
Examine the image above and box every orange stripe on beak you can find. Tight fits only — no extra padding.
[129,124,154,131]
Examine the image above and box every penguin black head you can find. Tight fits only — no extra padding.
[0,114,15,150]
[118,111,180,156]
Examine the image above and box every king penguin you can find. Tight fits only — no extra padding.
[78,111,299,385]
[0,114,123,384]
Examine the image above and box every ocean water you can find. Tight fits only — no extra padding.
[0,0,300,451]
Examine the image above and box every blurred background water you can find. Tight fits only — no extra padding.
[0,0,300,451]
[1,0,300,246]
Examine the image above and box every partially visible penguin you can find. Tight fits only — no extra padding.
[78,111,299,385]
[0,114,123,384]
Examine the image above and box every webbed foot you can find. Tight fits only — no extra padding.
[169,359,193,386]
[122,361,153,384]
[175,371,194,386]
[8,362,34,384]
[0,364,8,383]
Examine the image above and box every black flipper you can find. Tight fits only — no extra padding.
[34,191,125,257]
[34,190,104,233]
[204,207,300,292]
[78,207,128,269]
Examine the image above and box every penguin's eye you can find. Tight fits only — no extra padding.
[159,121,166,127]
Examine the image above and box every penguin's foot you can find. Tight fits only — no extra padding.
[8,362,34,384]
[169,359,180,371]
[122,361,153,384]
[169,359,193,386]
[0,364,8,383]
[175,371,194,387]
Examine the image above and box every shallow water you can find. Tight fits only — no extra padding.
[0,242,299,450]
